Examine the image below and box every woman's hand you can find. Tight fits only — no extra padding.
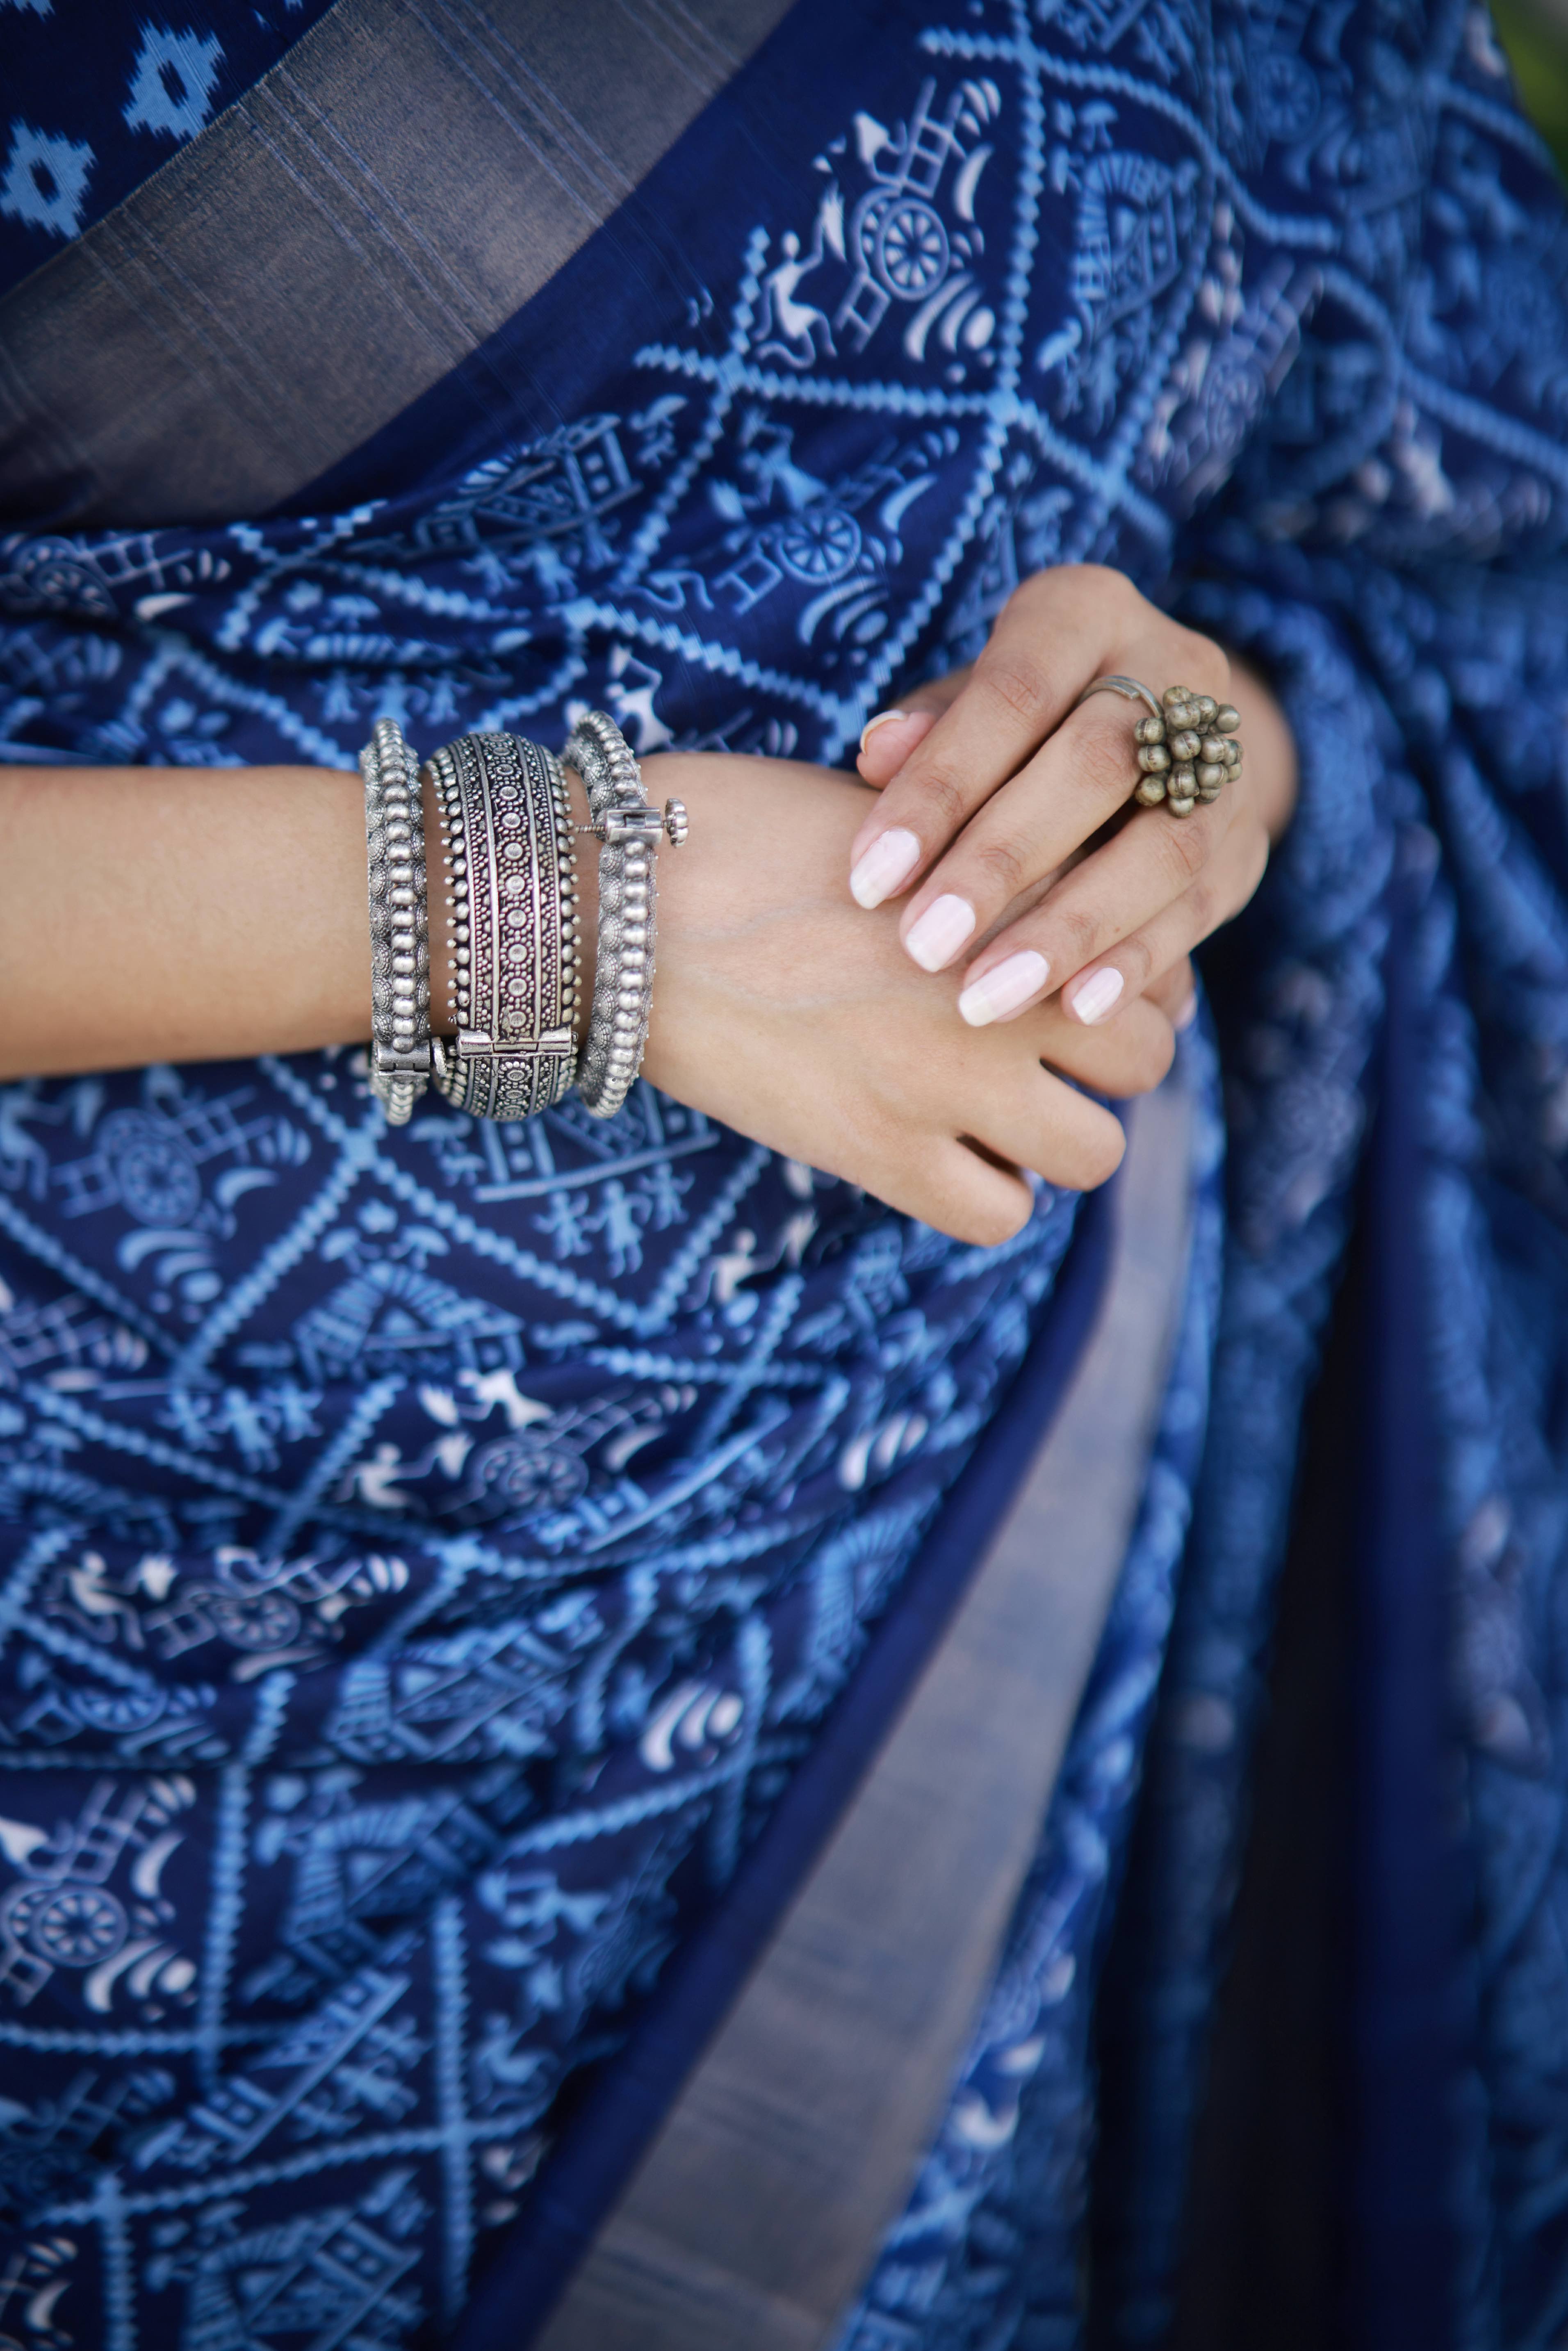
[635,752,1171,1244]
[849,565,1298,1031]
[0,743,1179,1247]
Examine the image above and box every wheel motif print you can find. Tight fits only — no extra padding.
[465,1436,589,1518]
[1257,52,1320,139]
[775,508,863,584]
[69,1687,169,1733]
[7,1883,128,1968]
[874,198,950,300]
[205,1590,302,1651]
[99,1112,203,1227]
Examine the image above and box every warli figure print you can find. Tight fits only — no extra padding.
[1,0,1567,2344]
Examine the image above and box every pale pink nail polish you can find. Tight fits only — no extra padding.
[905,893,977,972]
[859,709,910,753]
[849,826,921,909]
[1068,966,1125,1024]
[957,949,1050,1027]
[1174,992,1198,1031]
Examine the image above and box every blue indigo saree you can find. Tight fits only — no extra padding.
[2,0,1568,2344]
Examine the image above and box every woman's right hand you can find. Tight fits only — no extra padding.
[634,752,1170,1245]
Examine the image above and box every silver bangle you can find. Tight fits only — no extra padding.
[563,710,687,1121]
[428,732,581,1121]
[361,716,430,1124]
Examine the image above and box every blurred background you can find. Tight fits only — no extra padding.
[1496,0,1568,176]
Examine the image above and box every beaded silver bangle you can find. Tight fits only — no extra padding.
[563,710,687,1121]
[428,732,581,1120]
[360,716,430,1124]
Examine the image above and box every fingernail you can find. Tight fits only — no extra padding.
[859,709,910,753]
[1068,966,1125,1024]
[958,949,1051,1026]
[1174,991,1198,1031]
[905,893,977,971]
[849,826,921,909]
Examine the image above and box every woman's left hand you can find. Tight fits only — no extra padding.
[850,564,1298,1030]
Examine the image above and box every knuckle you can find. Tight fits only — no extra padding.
[1129,1014,1177,1092]
[1078,561,1139,616]
[1147,954,1194,1015]
[1075,721,1134,807]
[1119,933,1154,987]
[1162,816,1210,885]
[1008,570,1056,616]
[1052,905,1102,971]
[977,649,1051,725]
[949,1161,1032,1246]
[980,1192,1034,1246]
[970,833,1027,898]
[1071,1107,1128,1191]
[1108,565,1147,619]
[905,763,970,835]
[1173,618,1229,694]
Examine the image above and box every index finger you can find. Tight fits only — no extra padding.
[847,568,1130,909]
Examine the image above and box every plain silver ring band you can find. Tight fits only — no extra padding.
[1073,673,1163,721]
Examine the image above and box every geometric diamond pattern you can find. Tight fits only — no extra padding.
[5,0,1568,2338]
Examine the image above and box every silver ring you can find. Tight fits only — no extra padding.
[1076,674,1242,818]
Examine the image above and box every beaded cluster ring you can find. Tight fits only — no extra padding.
[426,732,580,1120]
[360,716,431,1124]
[1076,674,1242,817]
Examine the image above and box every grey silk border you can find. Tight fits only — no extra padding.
[537,1077,1197,2351]
[0,0,794,527]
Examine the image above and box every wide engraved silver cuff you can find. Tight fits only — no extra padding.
[428,732,581,1122]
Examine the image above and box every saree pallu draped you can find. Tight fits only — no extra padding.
[2,0,1568,2343]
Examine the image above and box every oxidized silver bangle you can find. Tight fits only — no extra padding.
[361,716,430,1124]
[427,732,581,1121]
[563,709,688,1120]
[1075,675,1242,816]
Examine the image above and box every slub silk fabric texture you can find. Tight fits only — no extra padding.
[2,0,1568,2345]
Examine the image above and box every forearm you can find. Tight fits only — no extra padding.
[0,762,377,1080]
[0,753,615,1082]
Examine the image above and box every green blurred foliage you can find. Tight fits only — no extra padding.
[1491,0,1568,183]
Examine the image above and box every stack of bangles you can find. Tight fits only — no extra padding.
[359,711,688,1125]
[360,677,1237,1126]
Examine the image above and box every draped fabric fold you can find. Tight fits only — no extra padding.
[2,0,1568,2344]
